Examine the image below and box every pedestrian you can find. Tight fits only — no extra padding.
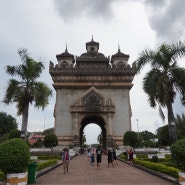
[87,148,91,162]
[107,149,113,167]
[90,153,95,165]
[62,148,70,174]
[96,145,102,169]
[112,148,118,166]
[128,148,134,165]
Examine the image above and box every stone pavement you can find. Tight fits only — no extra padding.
[36,154,176,185]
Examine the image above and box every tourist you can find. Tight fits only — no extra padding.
[128,148,134,165]
[112,148,118,166]
[90,153,95,165]
[87,148,91,162]
[96,145,102,169]
[62,148,70,174]
[107,149,113,167]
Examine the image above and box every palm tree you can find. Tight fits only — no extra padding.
[134,42,185,144]
[3,48,52,139]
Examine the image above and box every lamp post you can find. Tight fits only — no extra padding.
[136,119,139,140]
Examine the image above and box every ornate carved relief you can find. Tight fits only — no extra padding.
[82,91,103,112]
[70,87,115,113]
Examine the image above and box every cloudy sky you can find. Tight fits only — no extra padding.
[1,0,185,144]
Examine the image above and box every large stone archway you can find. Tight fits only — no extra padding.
[49,38,135,148]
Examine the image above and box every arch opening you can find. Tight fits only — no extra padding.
[80,116,107,149]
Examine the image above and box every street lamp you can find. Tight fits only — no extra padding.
[136,119,139,140]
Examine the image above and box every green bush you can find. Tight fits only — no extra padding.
[0,170,6,182]
[151,155,158,163]
[171,138,185,171]
[120,153,128,160]
[37,156,61,160]
[136,154,148,159]
[165,154,171,159]
[0,138,30,174]
[134,158,179,178]
[37,159,58,171]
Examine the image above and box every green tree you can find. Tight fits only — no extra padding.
[175,113,185,139]
[43,134,58,153]
[135,42,185,144]
[0,112,17,136]
[139,130,156,140]
[8,129,21,139]
[124,131,138,147]
[156,125,170,146]
[33,138,43,148]
[3,48,52,138]
[42,128,54,135]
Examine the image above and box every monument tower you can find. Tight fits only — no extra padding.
[49,38,135,148]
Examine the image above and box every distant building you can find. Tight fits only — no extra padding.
[28,134,45,145]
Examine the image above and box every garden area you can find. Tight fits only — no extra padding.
[119,138,185,184]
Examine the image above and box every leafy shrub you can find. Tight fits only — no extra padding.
[0,170,6,182]
[37,159,57,171]
[165,154,172,159]
[120,153,128,160]
[37,156,61,160]
[0,138,30,174]
[136,154,148,159]
[151,155,158,163]
[134,158,179,178]
[171,138,185,171]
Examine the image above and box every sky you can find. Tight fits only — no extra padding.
[1,0,185,144]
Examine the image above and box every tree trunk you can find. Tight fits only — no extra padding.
[167,102,177,144]
[21,103,29,140]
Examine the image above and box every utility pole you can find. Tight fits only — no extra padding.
[44,118,45,131]
[136,119,139,140]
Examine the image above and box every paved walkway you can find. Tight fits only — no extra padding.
[36,154,175,185]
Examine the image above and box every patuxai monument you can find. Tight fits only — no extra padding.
[49,38,135,149]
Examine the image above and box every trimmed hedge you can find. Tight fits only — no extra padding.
[37,156,61,160]
[37,159,58,171]
[134,158,179,178]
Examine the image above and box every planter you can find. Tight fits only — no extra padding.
[179,172,185,185]
[6,172,28,185]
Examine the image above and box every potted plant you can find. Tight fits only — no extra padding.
[0,138,30,185]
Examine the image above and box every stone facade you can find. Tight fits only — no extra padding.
[49,38,135,148]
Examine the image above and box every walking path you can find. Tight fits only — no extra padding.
[36,154,175,185]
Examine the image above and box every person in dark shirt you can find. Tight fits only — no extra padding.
[128,148,134,165]
[112,148,118,166]
[107,149,113,167]
[96,146,102,169]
